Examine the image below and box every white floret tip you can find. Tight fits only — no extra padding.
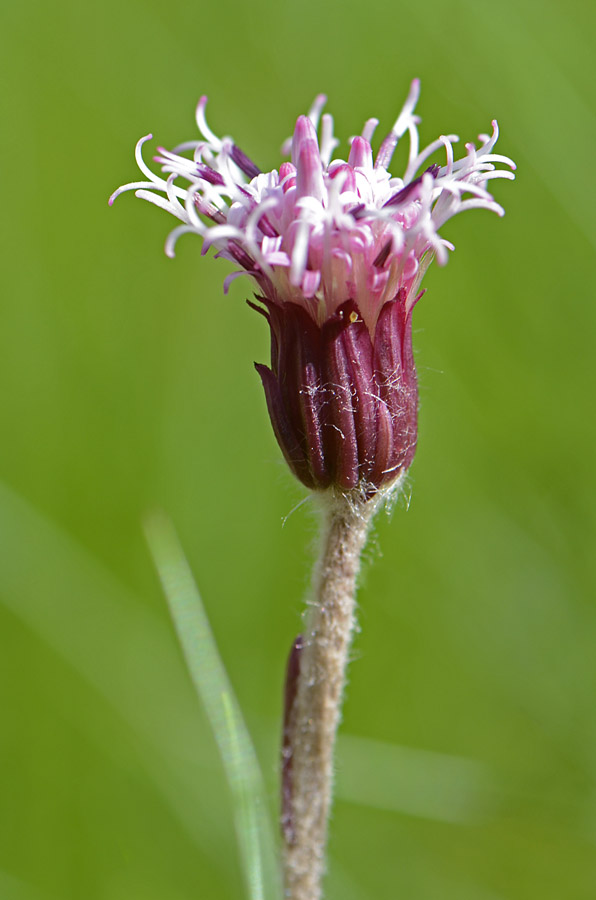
[111,81,515,331]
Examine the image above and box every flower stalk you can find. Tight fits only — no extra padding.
[282,488,384,900]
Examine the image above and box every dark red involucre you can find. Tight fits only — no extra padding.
[254,288,418,492]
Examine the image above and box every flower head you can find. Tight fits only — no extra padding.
[111,81,515,494]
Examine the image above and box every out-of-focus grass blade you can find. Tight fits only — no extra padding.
[144,511,280,900]
[336,733,493,825]
[0,479,238,862]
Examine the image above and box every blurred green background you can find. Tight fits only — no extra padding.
[2,0,595,897]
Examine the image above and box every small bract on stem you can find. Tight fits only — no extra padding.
[112,80,514,900]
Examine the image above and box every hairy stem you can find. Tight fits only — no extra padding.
[282,489,381,900]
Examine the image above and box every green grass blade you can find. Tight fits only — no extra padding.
[144,511,280,900]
